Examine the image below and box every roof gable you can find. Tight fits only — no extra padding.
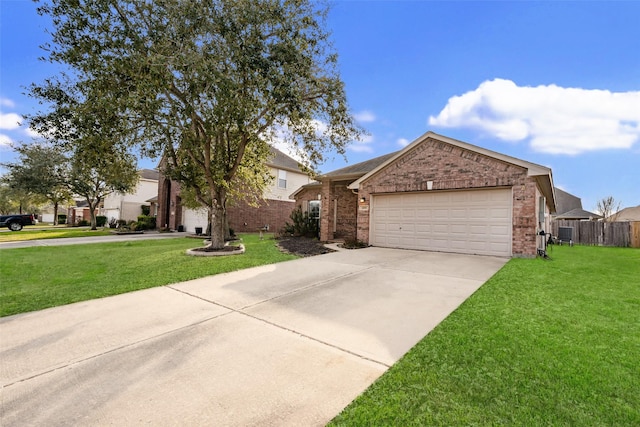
[345,131,556,211]
[554,187,582,215]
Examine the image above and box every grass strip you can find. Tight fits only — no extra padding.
[0,234,296,317]
[0,227,113,242]
[329,245,640,426]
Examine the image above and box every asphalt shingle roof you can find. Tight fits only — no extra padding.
[555,208,602,220]
[323,150,400,178]
[267,147,302,172]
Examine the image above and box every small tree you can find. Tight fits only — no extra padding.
[0,182,34,215]
[596,196,622,222]
[1,143,72,225]
[67,145,139,230]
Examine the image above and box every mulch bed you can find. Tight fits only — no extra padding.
[277,236,335,257]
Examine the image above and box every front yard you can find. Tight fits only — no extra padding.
[330,245,640,425]
[1,236,637,424]
[0,234,296,317]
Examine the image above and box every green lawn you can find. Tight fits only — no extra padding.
[0,234,296,317]
[330,245,640,426]
[0,227,113,242]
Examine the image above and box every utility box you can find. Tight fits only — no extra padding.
[558,226,573,244]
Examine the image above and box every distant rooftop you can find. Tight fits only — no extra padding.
[555,208,602,220]
[268,146,303,172]
[612,205,640,221]
[139,169,159,180]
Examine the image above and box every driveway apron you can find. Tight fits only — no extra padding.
[0,247,507,426]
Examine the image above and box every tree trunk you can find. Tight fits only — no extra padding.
[207,188,227,249]
[53,202,59,226]
[208,205,225,249]
[88,199,98,230]
[223,202,231,240]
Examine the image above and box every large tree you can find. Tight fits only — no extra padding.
[1,143,72,225]
[32,0,362,249]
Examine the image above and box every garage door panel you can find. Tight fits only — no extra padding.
[450,209,467,219]
[371,189,512,256]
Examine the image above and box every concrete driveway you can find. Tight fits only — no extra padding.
[0,247,507,426]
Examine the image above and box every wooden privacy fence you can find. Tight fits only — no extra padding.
[551,220,640,248]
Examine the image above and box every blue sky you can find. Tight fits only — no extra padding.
[1,0,639,212]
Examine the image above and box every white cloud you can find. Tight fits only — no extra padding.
[397,137,410,147]
[0,134,13,146]
[354,110,376,123]
[348,133,374,153]
[0,113,22,130]
[25,126,42,138]
[0,98,16,108]
[428,79,640,155]
[349,144,374,153]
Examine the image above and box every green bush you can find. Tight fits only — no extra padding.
[57,214,67,225]
[136,215,156,230]
[283,207,319,238]
[96,216,107,227]
[78,219,90,227]
[141,205,150,216]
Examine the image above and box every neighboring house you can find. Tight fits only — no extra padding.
[157,147,313,234]
[554,208,602,221]
[102,169,160,222]
[610,205,640,221]
[552,187,601,220]
[68,200,97,224]
[292,131,556,258]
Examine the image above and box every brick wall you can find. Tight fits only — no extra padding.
[295,183,357,241]
[227,198,296,234]
[328,182,358,241]
[356,137,540,256]
[156,177,182,230]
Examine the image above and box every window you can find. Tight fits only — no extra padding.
[309,200,320,219]
[278,170,287,189]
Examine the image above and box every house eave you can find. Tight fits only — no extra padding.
[319,172,366,182]
[289,182,322,200]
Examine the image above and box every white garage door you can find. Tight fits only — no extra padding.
[370,188,512,256]
[182,208,209,234]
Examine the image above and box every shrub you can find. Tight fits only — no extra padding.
[342,239,368,249]
[284,207,319,238]
[96,216,107,227]
[141,205,150,216]
[57,214,67,225]
[78,219,90,227]
[136,215,156,230]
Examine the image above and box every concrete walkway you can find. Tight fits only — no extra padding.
[0,247,507,426]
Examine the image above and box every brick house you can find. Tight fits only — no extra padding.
[292,131,556,257]
[157,147,312,234]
